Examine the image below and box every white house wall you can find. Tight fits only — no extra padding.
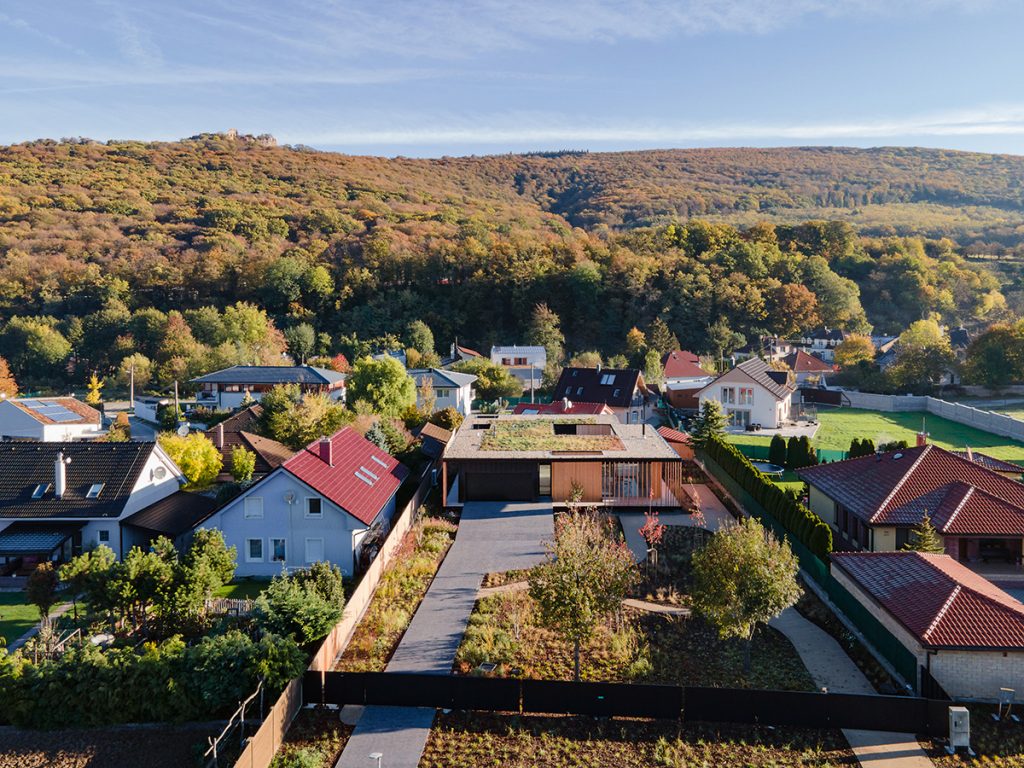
[698,379,789,429]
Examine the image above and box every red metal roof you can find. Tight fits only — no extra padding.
[657,426,691,445]
[832,552,1024,649]
[512,400,612,415]
[798,444,1024,535]
[662,350,708,380]
[283,428,409,526]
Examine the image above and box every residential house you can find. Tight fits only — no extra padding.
[490,345,547,390]
[798,444,1024,563]
[441,414,686,508]
[734,336,795,364]
[512,399,613,416]
[696,358,794,429]
[408,368,477,416]
[832,551,1024,699]
[204,405,294,481]
[194,428,409,577]
[552,367,652,424]
[661,350,715,410]
[780,350,835,387]
[797,326,849,363]
[447,343,483,365]
[0,441,190,570]
[0,397,104,441]
[190,365,346,410]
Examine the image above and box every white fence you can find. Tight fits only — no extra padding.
[840,391,1024,442]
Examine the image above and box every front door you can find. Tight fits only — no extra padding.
[538,464,551,497]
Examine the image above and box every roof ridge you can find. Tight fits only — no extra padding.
[941,484,973,532]
[922,582,961,643]
[872,444,932,522]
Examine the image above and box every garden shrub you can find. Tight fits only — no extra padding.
[253,563,346,645]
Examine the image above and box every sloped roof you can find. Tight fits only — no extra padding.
[949,327,971,349]
[512,400,613,415]
[552,367,646,408]
[283,428,409,525]
[662,350,708,380]
[190,365,345,386]
[806,326,849,342]
[6,397,101,426]
[798,444,1024,534]
[781,350,834,374]
[419,421,453,445]
[205,406,294,475]
[832,552,1024,649]
[952,450,1022,474]
[491,345,546,358]
[697,357,793,401]
[455,345,482,358]
[123,491,218,536]
[0,441,162,519]
[408,368,478,389]
[657,426,691,445]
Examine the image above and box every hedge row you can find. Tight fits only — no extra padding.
[705,436,833,560]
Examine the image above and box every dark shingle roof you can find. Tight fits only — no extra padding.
[190,365,345,386]
[123,491,218,536]
[552,368,645,408]
[0,441,159,519]
[205,406,295,475]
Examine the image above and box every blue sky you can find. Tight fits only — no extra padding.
[2,1,1024,156]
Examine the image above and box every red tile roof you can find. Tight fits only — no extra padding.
[512,400,613,415]
[662,350,708,380]
[283,428,409,526]
[832,552,1024,649]
[798,444,1024,535]
[953,450,1023,475]
[781,350,834,373]
[657,426,691,445]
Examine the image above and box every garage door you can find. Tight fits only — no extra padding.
[463,471,535,501]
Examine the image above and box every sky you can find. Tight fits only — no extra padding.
[2,1,1024,157]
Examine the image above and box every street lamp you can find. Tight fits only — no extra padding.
[369,752,383,768]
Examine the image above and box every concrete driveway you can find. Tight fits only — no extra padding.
[336,501,553,768]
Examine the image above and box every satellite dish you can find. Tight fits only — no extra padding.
[153,466,167,480]
[176,423,189,437]
[283,491,296,504]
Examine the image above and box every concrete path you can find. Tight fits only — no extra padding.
[7,601,74,652]
[336,501,553,768]
[770,608,933,768]
[618,484,736,561]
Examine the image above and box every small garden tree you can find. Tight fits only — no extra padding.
[428,406,464,432]
[690,400,727,449]
[691,517,801,675]
[84,372,104,405]
[158,432,223,489]
[253,563,345,645]
[0,355,17,398]
[231,445,256,483]
[27,561,59,628]
[768,434,787,467]
[105,412,131,442]
[639,510,666,571]
[529,511,638,681]
[904,512,945,553]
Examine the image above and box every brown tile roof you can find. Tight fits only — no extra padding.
[657,426,691,445]
[553,368,646,408]
[238,431,295,471]
[798,444,1024,535]
[419,421,453,445]
[661,350,708,380]
[205,406,293,475]
[832,551,1024,649]
[781,350,834,374]
[123,491,218,536]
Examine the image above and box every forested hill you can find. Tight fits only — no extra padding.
[0,136,1019,388]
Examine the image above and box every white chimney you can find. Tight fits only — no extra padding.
[54,451,69,499]
[319,437,333,466]
[216,423,224,449]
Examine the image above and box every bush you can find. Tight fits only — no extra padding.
[254,564,345,645]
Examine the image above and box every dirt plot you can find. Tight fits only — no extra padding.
[0,723,217,768]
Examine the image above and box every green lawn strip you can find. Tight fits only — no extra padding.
[728,407,1024,463]
[0,592,40,646]
[215,579,271,600]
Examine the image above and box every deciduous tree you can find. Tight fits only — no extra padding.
[158,433,223,489]
[346,356,417,417]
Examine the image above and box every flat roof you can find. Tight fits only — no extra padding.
[443,414,679,461]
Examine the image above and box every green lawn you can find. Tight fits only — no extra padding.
[215,579,271,600]
[729,407,1024,464]
[0,591,40,646]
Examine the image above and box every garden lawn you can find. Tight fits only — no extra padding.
[729,407,1024,464]
[215,579,271,600]
[0,592,40,646]
[422,712,855,768]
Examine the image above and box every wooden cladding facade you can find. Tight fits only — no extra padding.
[551,461,603,502]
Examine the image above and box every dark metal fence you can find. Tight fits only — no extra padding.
[305,672,949,736]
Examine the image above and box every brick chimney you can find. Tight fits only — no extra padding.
[54,450,69,499]
[319,437,333,466]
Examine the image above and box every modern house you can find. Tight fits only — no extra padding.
[0,397,104,441]
[194,428,409,577]
[552,367,652,424]
[696,357,794,429]
[408,368,477,416]
[204,405,294,482]
[190,365,346,410]
[441,414,686,509]
[796,326,849,363]
[490,345,546,369]
[780,350,835,387]
[661,350,714,410]
[798,444,1024,563]
[832,551,1024,699]
[0,441,190,570]
[512,400,613,417]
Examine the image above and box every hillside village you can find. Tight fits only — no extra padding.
[2,309,1024,768]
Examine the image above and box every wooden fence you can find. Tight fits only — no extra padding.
[230,463,436,768]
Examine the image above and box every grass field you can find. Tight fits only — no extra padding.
[0,592,40,647]
[729,407,1024,464]
[215,579,271,600]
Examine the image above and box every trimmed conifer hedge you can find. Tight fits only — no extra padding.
[704,436,833,560]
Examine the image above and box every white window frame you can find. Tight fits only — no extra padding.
[305,497,323,518]
[246,538,264,562]
[244,496,264,519]
[739,387,754,406]
[721,386,736,405]
[270,537,287,563]
[305,537,325,564]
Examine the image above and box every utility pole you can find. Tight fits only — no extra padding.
[530,363,535,404]
[174,380,180,422]
[129,363,135,411]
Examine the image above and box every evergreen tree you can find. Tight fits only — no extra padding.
[647,317,679,357]
[785,435,800,470]
[904,512,945,553]
[690,400,727,449]
[768,434,787,467]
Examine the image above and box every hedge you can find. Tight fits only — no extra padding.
[704,436,833,560]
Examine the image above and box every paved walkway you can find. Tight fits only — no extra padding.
[336,501,553,768]
[618,484,736,561]
[770,608,933,768]
[7,601,74,652]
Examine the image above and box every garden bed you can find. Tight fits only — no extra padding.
[270,708,352,768]
[422,712,856,767]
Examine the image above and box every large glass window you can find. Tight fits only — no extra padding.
[721,387,736,404]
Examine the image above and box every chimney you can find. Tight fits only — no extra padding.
[563,397,571,411]
[596,362,602,373]
[54,451,69,499]
[319,437,333,466]
[216,423,224,449]
[917,417,928,447]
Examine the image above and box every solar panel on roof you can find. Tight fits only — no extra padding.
[19,399,41,407]
[23,401,82,422]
